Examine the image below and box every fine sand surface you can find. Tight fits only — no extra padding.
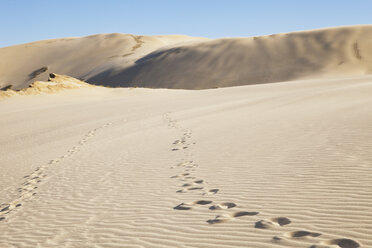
[1,75,372,247]
[2,25,372,90]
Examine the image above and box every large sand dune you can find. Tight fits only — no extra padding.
[1,25,372,90]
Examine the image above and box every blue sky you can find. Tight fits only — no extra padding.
[1,0,371,47]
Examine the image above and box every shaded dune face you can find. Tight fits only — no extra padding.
[1,25,372,90]
[90,37,322,88]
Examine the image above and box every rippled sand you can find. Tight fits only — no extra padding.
[0,75,371,247]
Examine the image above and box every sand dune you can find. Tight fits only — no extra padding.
[2,25,372,90]
[90,25,372,89]
[0,33,206,90]
[1,75,372,247]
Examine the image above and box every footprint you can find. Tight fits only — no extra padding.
[188,187,204,191]
[174,203,191,210]
[176,161,193,167]
[49,159,60,164]
[0,202,22,214]
[310,239,360,248]
[271,217,291,226]
[285,231,321,238]
[207,217,226,224]
[0,205,9,212]
[194,180,203,184]
[207,211,259,224]
[203,189,219,195]
[176,187,204,193]
[272,236,282,242]
[170,174,193,179]
[255,217,291,229]
[185,165,198,170]
[0,217,5,221]
[207,214,231,224]
[233,211,259,217]
[194,200,213,205]
[209,202,237,210]
[174,200,212,211]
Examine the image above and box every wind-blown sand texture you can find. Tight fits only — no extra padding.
[1,74,371,247]
[1,25,372,90]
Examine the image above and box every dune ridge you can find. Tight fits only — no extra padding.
[1,25,372,90]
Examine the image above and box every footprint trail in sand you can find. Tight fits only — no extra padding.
[163,113,361,248]
[0,122,112,221]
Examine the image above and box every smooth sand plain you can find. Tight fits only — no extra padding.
[0,74,371,247]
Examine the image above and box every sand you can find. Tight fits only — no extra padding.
[0,34,207,90]
[2,25,372,90]
[1,25,372,247]
[0,74,371,247]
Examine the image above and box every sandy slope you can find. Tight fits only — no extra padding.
[2,25,372,90]
[0,34,206,90]
[0,75,371,247]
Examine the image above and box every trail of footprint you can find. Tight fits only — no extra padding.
[165,115,264,233]
[165,113,360,248]
[166,114,247,228]
[0,122,113,221]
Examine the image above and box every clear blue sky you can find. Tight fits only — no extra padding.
[1,0,371,47]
